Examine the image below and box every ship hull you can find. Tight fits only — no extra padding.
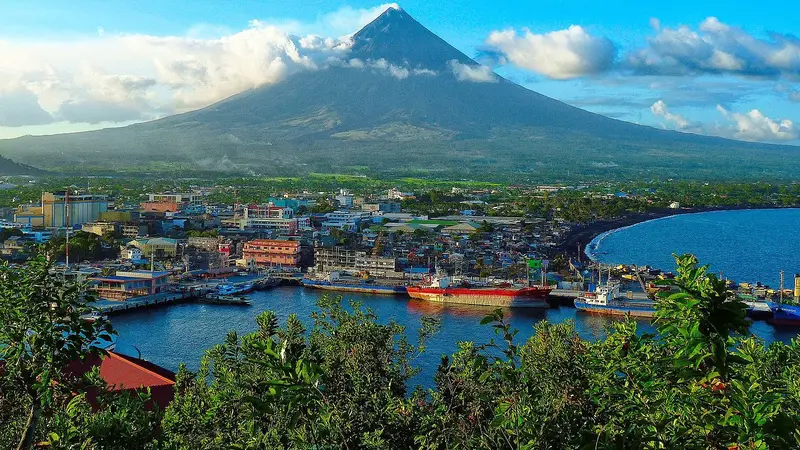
[574,300,656,318]
[405,286,551,308]
[302,279,406,295]
[766,301,800,326]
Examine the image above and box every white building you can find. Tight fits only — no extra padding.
[322,211,373,232]
[147,192,205,205]
[123,247,143,261]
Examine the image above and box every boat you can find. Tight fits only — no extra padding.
[216,283,254,296]
[405,275,552,308]
[200,294,252,306]
[302,274,407,295]
[765,301,800,326]
[574,283,656,318]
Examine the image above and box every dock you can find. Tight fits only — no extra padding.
[94,290,201,315]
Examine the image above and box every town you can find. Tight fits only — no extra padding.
[1,184,583,301]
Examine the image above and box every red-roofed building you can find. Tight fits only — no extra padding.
[65,351,176,409]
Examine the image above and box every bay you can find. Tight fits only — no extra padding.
[587,208,800,288]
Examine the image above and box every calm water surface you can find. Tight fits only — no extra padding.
[112,287,797,387]
[587,208,800,287]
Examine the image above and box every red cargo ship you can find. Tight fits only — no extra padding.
[405,276,552,308]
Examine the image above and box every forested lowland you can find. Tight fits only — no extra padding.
[2,254,800,449]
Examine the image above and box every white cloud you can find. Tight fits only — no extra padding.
[716,105,797,142]
[261,3,399,37]
[0,88,54,127]
[484,25,616,79]
[628,17,800,78]
[650,100,691,130]
[0,5,396,129]
[448,60,497,83]
[650,100,796,142]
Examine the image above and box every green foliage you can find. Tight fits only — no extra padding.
[0,255,115,449]
[4,254,800,449]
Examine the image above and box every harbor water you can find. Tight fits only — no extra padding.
[586,208,800,288]
[112,285,797,387]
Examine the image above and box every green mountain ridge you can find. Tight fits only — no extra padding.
[0,7,797,181]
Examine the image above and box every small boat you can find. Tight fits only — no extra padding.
[766,301,800,326]
[216,283,254,296]
[574,283,656,318]
[200,294,252,306]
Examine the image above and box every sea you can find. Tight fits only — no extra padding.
[586,208,800,287]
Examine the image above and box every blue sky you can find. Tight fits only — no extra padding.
[0,0,798,143]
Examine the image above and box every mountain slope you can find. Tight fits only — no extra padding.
[0,7,797,181]
[0,155,43,175]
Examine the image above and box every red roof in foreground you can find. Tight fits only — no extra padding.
[65,351,176,409]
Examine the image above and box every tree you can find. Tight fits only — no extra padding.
[0,255,115,450]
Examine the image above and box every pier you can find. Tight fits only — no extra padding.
[95,291,200,315]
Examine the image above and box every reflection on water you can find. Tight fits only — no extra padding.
[110,286,794,388]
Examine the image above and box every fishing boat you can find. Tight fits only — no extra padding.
[216,283,254,296]
[574,283,656,318]
[405,275,552,308]
[302,272,407,295]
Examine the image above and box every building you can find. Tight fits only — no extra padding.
[90,270,171,301]
[362,202,401,213]
[246,204,294,219]
[82,222,117,236]
[140,201,179,213]
[13,204,44,227]
[43,191,109,228]
[99,211,136,222]
[147,192,205,205]
[130,237,178,259]
[121,224,147,238]
[242,239,301,267]
[65,351,176,410]
[268,197,310,212]
[322,211,373,232]
[313,247,399,277]
[15,192,109,228]
[122,246,143,261]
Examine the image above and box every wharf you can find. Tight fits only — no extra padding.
[95,290,202,315]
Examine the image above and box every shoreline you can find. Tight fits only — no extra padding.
[557,205,795,263]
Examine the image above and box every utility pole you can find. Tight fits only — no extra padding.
[65,188,70,268]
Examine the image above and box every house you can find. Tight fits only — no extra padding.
[122,246,143,261]
[65,351,176,410]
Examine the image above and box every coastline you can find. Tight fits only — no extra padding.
[557,205,794,263]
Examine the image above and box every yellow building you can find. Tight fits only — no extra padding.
[15,192,109,228]
[82,222,117,236]
[99,211,133,222]
[13,205,44,227]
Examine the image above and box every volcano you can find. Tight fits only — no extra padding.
[1,7,797,180]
